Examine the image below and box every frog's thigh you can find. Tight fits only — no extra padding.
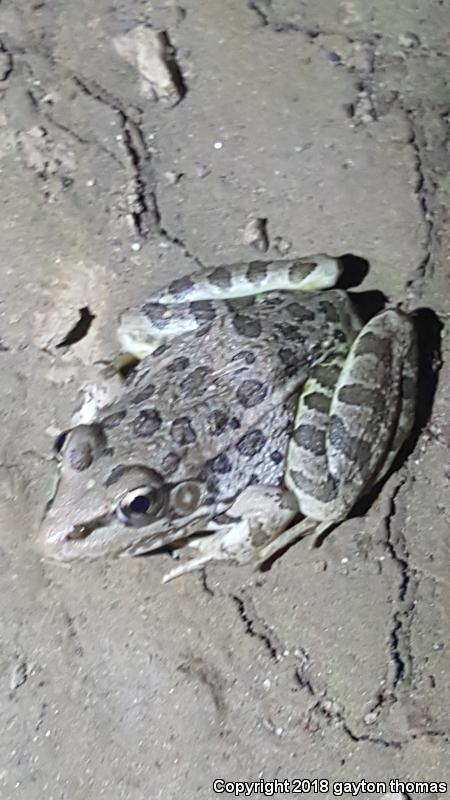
[286,309,417,523]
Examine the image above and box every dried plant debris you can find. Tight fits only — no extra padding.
[243,217,269,252]
[113,26,186,105]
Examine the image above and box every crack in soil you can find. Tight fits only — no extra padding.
[383,475,416,694]
[72,75,204,267]
[400,104,437,303]
[231,593,281,661]
[232,592,403,748]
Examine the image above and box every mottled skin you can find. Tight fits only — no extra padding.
[39,256,417,579]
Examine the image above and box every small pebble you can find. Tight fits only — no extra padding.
[398,32,420,48]
[164,171,183,185]
[243,217,269,252]
[273,236,292,255]
[10,661,28,691]
[263,678,271,690]
[131,242,141,252]
[213,141,223,150]
[364,710,378,725]
[195,164,211,178]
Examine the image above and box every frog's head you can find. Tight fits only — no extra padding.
[38,423,216,561]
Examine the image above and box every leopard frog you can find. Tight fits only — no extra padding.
[39,255,417,581]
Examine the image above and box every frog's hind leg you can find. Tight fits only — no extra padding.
[152,254,342,305]
[116,255,343,361]
[285,308,418,532]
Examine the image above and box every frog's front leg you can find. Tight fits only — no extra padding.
[161,486,298,583]
[286,307,418,532]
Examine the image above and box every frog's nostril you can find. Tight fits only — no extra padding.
[68,520,100,540]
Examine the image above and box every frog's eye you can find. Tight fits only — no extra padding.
[117,486,165,526]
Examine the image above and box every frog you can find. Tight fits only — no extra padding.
[38,255,418,582]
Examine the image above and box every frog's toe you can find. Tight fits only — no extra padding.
[253,517,320,567]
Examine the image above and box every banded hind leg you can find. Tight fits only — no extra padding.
[116,255,342,360]
[256,308,418,564]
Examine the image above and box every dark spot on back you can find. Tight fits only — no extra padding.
[226,297,255,311]
[278,347,297,366]
[236,379,267,408]
[132,385,156,405]
[232,314,262,338]
[208,453,232,474]
[278,322,302,341]
[180,366,211,394]
[232,349,256,364]
[270,449,284,464]
[207,410,229,436]
[132,408,163,437]
[169,356,190,372]
[237,430,266,457]
[170,417,197,445]
[286,302,315,322]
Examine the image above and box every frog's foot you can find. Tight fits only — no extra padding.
[161,485,298,583]
[253,517,334,567]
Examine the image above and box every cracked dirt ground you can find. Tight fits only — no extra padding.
[0,0,450,798]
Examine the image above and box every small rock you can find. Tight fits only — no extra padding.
[195,164,211,178]
[313,559,327,573]
[273,236,292,255]
[243,217,269,252]
[164,170,183,185]
[131,242,141,252]
[364,710,378,725]
[398,32,421,49]
[213,141,223,150]
[113,27,184,104]
[10,660,28,691]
